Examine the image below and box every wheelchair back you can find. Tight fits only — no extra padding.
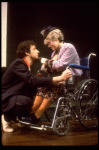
[69,53,96,77]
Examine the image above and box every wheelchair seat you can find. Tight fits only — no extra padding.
[66,75,89,91]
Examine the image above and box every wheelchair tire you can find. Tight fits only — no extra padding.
[76,79,98,130]
[53,117,70,136]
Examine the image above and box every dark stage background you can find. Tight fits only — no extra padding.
[5,2,98,79]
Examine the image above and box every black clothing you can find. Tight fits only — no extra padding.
[2,58,53,113]
[3,95,32,122]
[18,114,40,125]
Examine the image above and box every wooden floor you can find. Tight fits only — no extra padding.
[2,120,98,146]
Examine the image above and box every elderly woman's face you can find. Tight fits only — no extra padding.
[47,39,60,51]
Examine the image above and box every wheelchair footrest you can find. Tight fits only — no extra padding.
[17,117,52,131]
[30,125,47,131]
[66,75,89,90]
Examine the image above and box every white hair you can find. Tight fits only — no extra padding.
[44,29,64,45]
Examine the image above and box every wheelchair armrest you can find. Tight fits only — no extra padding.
[69,64,90,70]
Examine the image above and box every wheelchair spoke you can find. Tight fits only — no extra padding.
[81,105,95,119]
[77,79,98,129]
[87,90,98,105]
[81,92,98,116]
[53,117,70,136]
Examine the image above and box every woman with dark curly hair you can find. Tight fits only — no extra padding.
[2,40,72,132]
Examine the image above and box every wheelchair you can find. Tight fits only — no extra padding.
[17,53,98,136]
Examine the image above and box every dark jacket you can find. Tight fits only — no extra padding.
[2,58,52,111]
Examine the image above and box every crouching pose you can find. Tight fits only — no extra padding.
[2,40,72,132]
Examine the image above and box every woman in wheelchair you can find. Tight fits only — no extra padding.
[31,26,82,121]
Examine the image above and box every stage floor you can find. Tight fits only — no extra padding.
[2,120,98,146]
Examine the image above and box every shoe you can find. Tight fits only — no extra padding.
[18,114,40,125]
[2,114,14,132]
[18,116,33,124]
[31,114,40,124]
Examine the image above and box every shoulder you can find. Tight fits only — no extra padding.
[59,43,77,57]
[61,43,77,54]
[13,58,24,64]
[11,58,26,66]
[8,58,27,71]
[63,42,76,49]
[59,43,75,53]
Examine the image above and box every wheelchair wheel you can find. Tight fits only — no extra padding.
[77,79,98,129]
[53,117,70,136]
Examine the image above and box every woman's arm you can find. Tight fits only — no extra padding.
[52,45,76,71]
